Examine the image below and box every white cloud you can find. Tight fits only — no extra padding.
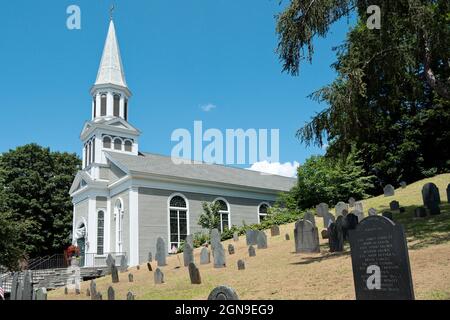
[200,103,217,112]
[247,161,300,178]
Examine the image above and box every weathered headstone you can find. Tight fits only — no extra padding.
[96,292,103,300]
[256,231,268,249]
[304,211,316,227]
[185,234,194,248]
[22,270,33,300]
[248,245,256,257]
[233,232,239,242]
[323,212,335,229]
[64,287,68,295]
[136,265,140,270]
[355,201,364,214]
[422,183,441,209]
[348,197,356,207]
[400,181,407,189]
[106,254,115,273]
[107,286,115,300]
[148,252,153,262]
[321,229,329,239]
[294,220,320,253]
[211,228,221,250]
[237,260,245,270]
[228,244,235,255]
[390,201,400,211]
[349,216,415,300]
[188,263,201,284]
[316,203,329,217]
[382,212,393,221]
[111,265,119,283]
[90,280,97,300]
[429,204,441,215]
[368,208,377,216]
[35,288,47,301]
[414,207,427,218]
[345,213,359,236]
[245,229,258,246]
[154,268,164,284]
[335,202,348,217]
[208,286,239,300]
[328,222,344,252]
[155,237,167,267]
[213,243,226,268]
[200,247,210,265]
[86,288,91,297]
[127,291,136,300]
[383,184,395,197]
[183,243,194,267]
[351,210,364,223]
[128,273,134,282]
[285,234,290,241]
[147,262,153,271]
[120,255,128,272]
[270,225,280,237]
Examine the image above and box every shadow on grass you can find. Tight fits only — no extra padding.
[290,250,351,265]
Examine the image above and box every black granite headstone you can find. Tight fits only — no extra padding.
[349,216,415,300]
[328,222,344,252]
[382,212,393,221]
[414,207,427,218]
[344,213,359,238]
[446,184,450,203]
[422,183,441,208]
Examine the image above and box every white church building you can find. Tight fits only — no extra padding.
[70,18,296,267]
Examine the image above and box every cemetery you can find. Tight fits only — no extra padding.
[43,174,450,300]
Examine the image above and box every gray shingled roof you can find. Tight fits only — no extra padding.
[105,151,296,192]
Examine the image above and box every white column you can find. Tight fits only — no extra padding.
[105,198,111,254]
[72,203,77,245]
[119,96,125,119]
[107,91,114,116]
[96,94,101,119]
[129,187,139,266]
[87,197,97,267]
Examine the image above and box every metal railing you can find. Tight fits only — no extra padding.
[27,254,68,270]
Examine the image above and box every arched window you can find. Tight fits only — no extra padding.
[124,140,132,152]
[100,94,107,116]
[93,97,97,118]
[169,195,188,250]
[114,138,122,151]
[258,203,270,223]
[113,94,120,117]
[103,136,111,149]
[115,199,123,253]
[124,99,128,121]
[214,199,230,232]
[91,138,96,163]
[97,210,105,255]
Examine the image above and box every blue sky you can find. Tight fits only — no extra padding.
[0,0,355,175]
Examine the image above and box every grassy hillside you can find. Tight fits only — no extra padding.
[49,174,450,300]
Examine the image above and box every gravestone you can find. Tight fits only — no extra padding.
[285,234,290,241]
[257,231,268,249]
[383,184,395,197]
[348,216,415,300]
[323,212,335,229]
[245,230,258,246]
[154,268,164,284]
[148,252,152,262]
[86,288,90,297]
[422,183,441,209]
[316,203,329,217]
[400,181,407,189]
[368,208,377,216]
[237,260,245,270]
[382,212,393,221]
[211,228,221,251]
[155,237,167,267]
[345,213,359,236]
[120,255,128,272]
[208,286,239,300]
[328,222,344,252]
[127,291,135,300]
[213,243,226,268]
[351,210,364,223]
[128,273,134,282]
[185,234,194,248]
[90,280,97,300]
[147,262,153,272]
[96,292,103,300]
[200,247,210,265]
[228,244,235,255]
[106,254,115,273]
[188,263,202,284]
[321,229,329,239]
[447,184,450,203]
[429,204,441,215]
[75,286,81,295]
[22,270,33,300]
[64,287,68,295]
[390,201,400,211]
[414,207,427,218]
[304,211,316,227]
[10,273,19,300]
[248,245,256,257]
[107,286,115,300]
[111,265,119,283]
[183,243,194,267]
[233,232,239,242]
[342,209,349,217]
[355,201,364,214]
[335,202,348,217]
[35,288,47,301]
[294,220,320,253]
[270,225,280,237]
[136,265,140,270]
[348,197,356,207]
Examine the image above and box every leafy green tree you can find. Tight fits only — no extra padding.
[0,144,81,258]
[276,0,450,190]
[198,202,222,232]
[0,211,29,271]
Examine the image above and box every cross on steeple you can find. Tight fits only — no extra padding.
[110,4,115,20]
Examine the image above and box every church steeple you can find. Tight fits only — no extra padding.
[90,18,131,122]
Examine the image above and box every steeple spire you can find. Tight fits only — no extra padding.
[94,18,127,88]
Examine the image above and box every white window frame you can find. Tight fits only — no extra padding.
[167,193,190,252]
[96,209,106,256]
[114,198,124,253]
[214,197,231,233]
[258,202,271,224]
